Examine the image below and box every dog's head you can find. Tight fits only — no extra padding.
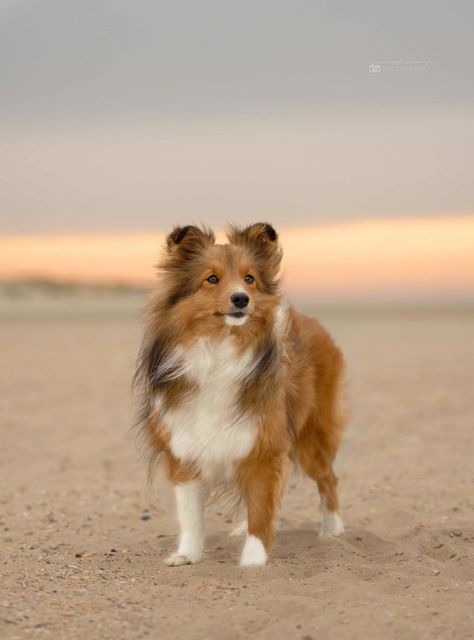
[158,223,282,332]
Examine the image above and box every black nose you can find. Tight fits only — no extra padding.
[230,292,249,309]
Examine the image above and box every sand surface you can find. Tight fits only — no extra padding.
[1,297,473,639]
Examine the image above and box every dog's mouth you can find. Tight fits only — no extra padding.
[214,310,248,319]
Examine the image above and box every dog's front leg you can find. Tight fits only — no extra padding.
[238,453,288,566]
[165,480,205,566]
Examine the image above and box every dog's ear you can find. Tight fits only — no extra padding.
[228,222,277,246]
[227,222,282,275]
[166,225,215,258]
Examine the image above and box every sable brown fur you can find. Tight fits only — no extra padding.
[134,222,346,564]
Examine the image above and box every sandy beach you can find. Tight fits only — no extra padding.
[1,291,473,639]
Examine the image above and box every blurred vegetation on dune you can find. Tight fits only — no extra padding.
[0,279,149,319]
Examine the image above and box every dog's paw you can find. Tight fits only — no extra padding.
[239,535,268,567]
[164,552,200,566]
[319,511,345,537]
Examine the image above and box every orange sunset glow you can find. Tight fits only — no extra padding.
[1,215,473,300]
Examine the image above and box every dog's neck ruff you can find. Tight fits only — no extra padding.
[154,304,288,482]
[158,336,257,481]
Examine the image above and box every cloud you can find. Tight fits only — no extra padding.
[0,0,473,126]
[1,114,473,233]
[1,1,473,233]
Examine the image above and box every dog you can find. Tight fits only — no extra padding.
[134,222,346,566]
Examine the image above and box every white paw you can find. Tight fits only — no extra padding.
[239,535,268,567]
[164,552,201,566]
[229,520,248,537]
[319,511,345,537]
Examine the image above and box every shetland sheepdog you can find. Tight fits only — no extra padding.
[134,223,346,566]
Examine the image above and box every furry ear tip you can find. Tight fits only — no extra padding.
[227,222,278,245]
[168,225,194,245]
[166,224,215,250]
[258,222,277,242]
[249,222,277,243]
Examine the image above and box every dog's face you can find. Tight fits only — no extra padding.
[159,223,282,332]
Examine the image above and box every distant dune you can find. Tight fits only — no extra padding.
[0,278,472,322]
[0,279,148,319]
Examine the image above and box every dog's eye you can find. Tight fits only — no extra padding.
[244,274,254,284]
[207,275,219,284]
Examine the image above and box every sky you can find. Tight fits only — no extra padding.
[0,1,473,297]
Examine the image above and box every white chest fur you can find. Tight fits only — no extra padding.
[158,337,258,481]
